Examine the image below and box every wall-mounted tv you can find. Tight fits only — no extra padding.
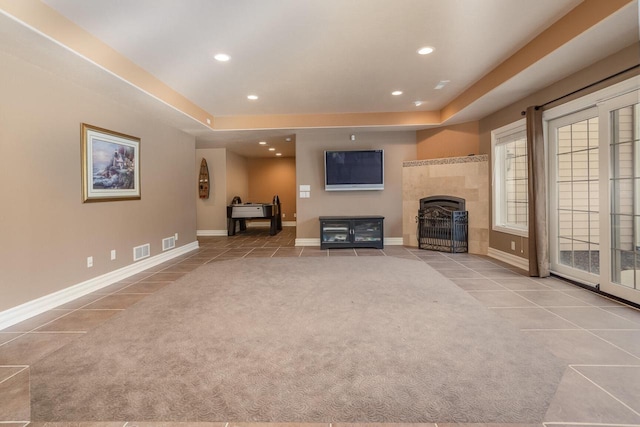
[324,149,384,191]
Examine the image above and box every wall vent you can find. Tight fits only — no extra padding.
[133,243,150,261]
[162,236,176,251]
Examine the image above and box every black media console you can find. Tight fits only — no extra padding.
[319,216,384,250]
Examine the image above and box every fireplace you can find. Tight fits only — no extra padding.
[417,195,468,253]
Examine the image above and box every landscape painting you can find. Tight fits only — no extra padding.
[81,123,140,202]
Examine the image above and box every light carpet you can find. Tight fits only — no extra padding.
[31,257,566,422]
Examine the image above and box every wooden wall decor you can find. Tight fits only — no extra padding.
[199,158,210,199]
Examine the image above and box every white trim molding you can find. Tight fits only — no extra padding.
[295,238,320,247]
[0,241,199,331]
[196,229,228,236]
[491,119,529,238]
[487,247,529,272]
[544,75,640,121]
[384,237,404,246]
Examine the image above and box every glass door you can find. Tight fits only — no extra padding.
[353,219,382,244]
[548,108,600,286]
[548,86,640,305]
[321,220,350,245]
[606,95,640,302]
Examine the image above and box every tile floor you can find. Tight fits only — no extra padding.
[1,227,640,426]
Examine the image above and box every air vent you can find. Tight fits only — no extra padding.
[133,243,150,261]
[162,236,176,251]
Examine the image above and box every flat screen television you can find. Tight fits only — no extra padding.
[324,149,384,191]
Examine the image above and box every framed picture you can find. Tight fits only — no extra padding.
[81,123,141,202]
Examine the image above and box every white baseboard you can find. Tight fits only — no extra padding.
[0,241,199,331]
[283,221,296,227]
[197,229,227,236]
[296,238,320,247]
[487,247,529,271]
[384,237,404,246]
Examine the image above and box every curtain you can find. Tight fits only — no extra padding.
[526,106,550,277]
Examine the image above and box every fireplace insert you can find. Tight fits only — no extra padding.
[417,195,468,253]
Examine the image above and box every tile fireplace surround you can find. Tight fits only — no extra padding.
[402,155,489,254]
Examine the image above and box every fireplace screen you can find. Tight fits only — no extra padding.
[417,196,468,253]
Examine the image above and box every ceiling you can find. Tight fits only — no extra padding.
[2,0,639,157]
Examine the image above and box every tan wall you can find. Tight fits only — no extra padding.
[416,121,480,159]
[196,151,295,232]
[225,151,249,204]
[0,50,196,312]
[295,130,417,240]
[480,42,640,258]
[196,148,227,232]
[248,157,297,221]
[403,156,489,254]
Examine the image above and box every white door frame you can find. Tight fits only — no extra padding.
[599,90,640,303]
[547,107,599,286]
[544,76,640,304]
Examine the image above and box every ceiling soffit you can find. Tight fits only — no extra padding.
[0,0,636,138]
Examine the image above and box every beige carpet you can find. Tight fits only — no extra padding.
[31,257,565,422]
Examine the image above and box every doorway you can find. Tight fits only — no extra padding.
[547,80,640,304]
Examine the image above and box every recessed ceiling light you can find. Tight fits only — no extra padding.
[259,141,267,145]
[247,94,259,100]
[417,46,434,55]
[214,53,230,62]
[414,101,423,107]
[276,153,282,156]
[268,147,276,151]
[434,80,450,90]
[392,90,403,96]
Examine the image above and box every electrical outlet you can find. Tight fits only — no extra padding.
[282,213,286,218]
[294,213,296,218]
[111,250,116,261]
[87,256,93,268]
[175,232,179,241]
[511,241,516,251]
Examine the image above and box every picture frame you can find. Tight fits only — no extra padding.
[81,123,141,202]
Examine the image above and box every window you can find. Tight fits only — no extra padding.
[492,120,528,236]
